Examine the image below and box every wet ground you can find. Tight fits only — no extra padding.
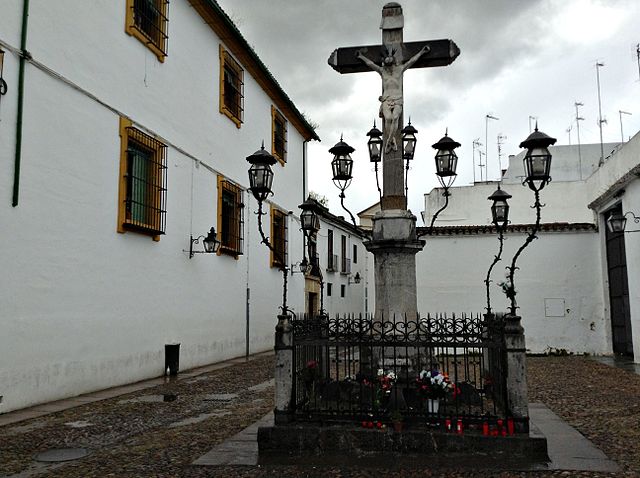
[0,354,638,477]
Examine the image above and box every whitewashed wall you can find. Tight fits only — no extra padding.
[586,131,640,359]
[0,1,309,412]
[425,180,595,227]
[416,230,609,355]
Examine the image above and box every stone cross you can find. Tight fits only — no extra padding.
[328,2,459,210]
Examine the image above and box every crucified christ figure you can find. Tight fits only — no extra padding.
[357,45,429,152]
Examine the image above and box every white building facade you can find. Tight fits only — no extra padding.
[0,0,317,412]
[420,139,639,357]
[300,199,371,318]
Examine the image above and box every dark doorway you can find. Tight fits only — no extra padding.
[605,206,634,356]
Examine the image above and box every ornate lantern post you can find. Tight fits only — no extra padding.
[401,120,418,199]
[299,198,326,316]
[485,187,512,314]
[367,122,384,200]
[329,136,359,227]
[425,131,460,233]
[246,143,292,317]
[505,127,556,315]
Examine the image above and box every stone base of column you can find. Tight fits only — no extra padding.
[365,209,425,320]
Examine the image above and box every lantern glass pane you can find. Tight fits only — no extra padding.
[607,215,626,233]
[435,150,457,176]
[493,202,508,222]
[203,239,214,252]
[404,137,416,160]
[368,141,381,162]
[525,147,551,179]
[332,155,353,180]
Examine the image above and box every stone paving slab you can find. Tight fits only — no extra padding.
[592,355,640,376]
[193,403,620,472]
[529,403,620,472]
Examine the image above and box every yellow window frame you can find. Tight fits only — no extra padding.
[217,175,244,258]
[271,106,288,165]
[125,0,169,63]
[117,117,167,241]
[219,45,244,128]
[270,206,288,268]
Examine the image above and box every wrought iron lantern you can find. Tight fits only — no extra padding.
[607,211,640,233]
[348,272,362,284]
[432,131,460,188]
[246,143,277,202]
[291,257,312,275]
[299,199,320,234]
[519,127,556,191]
[330,136,355,190]
[366,122,383,163]
[488,187,512,230]
[401,120,418,161]
[189,227,220,258]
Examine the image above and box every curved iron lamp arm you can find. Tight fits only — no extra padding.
[337,188,371,240]
[506,188,542,315]
[374,162,382,204]
[485,229,505,314]
[256,201,291,316]
[418,187,450,237]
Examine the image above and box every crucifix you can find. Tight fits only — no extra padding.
[328,2,459,210]
[328,3,460,321]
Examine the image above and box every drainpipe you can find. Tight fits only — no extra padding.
[12,0,30,207]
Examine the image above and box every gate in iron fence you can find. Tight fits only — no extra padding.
[292,313,508,427]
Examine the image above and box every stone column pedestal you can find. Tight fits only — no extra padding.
[274,314,293,425]
[504,313,530,433]
[365,209,425,320]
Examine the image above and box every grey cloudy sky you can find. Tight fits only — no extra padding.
[217,0,640,219]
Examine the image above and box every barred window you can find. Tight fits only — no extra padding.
[219,46,244,127]
[218,177,244,257]
[271,106,287,164]
[125,0,169,62]
[271,207,288,268]
[117,118,167,239]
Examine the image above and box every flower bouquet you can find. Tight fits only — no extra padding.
[416,369,455,413]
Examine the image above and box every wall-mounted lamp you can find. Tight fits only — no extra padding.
[607,211,640,233]
[348,272,362,285]
[188,227,220,258]
[291,258,312,275]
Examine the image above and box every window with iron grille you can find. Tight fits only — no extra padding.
[341,235,348,273]
[125,0,169,62]
[327,283,332,297]
[117,118,167,239]
[217,176,244,257]
[270,207,288,268]
[353,244,358,264]
[271,106,287,164]
[219,45,244,127]
[341,284,346,298]
[327,229,334,271]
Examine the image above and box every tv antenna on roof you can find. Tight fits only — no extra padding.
[575,101,584,179]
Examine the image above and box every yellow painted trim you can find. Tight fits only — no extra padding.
[271,106,287,166]
[216,175,241,259]
[270,206,286,268]
[117,116,164,241]
[125,0,167,63]
[219,44,243,129]
[117,117,132,234]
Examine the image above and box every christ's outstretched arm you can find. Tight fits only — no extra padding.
[356,50,383,74]
[401,46,430,72]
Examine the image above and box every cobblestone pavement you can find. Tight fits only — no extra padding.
[0,355,638,477]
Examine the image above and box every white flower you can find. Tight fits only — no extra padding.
[387,371,397,381]
[419,370,428,379]
[377,368,384,376]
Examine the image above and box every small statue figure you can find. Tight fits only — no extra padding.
[357,45,429,152]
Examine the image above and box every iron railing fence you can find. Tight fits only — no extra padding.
[292,313,509,429]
